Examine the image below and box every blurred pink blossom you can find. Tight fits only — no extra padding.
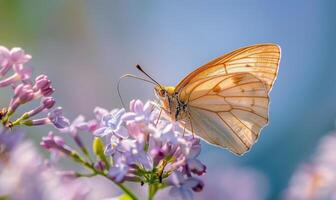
[0,140,89,200]
[284,132,336,200]
[0,46,31,76]
[195,167,269,200]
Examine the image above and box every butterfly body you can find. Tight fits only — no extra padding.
[155,86,189,121]
[153,44,280,155]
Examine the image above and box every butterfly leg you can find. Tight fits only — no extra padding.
[183,123,186,136]
[187,112,195,138]
[155,108,163,127]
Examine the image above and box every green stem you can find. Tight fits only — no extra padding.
[75,172,96,177]
[11,112,30,126]
[69,151,138,200]
[116,182,139,200]
[148,184,157,200]
[96,170,138,200]
[81,147,94,163]
[2,109,14,124]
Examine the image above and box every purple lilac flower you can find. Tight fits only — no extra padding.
[33,75,55,97]
[47,107,70,129]
[169,172,204,200]
[94,99,206,198]
[16,97,55,121]
[21,107,70,129]
[0,46,31,77]
[284,132,336,200]
[94,107,109,122]
[60,115,97,156]
[61,115,91,134]
[40,132,74,157]
[0,45,64,130]
[9,83,35,112]
[108,155,131,183]
[0,66,32,87]
[94,108,127,138]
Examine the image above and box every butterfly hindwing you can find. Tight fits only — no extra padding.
[185,72,269,155]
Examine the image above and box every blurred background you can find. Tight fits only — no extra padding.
[1,0,336,199]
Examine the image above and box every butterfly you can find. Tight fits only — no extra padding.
[125,44,280,155]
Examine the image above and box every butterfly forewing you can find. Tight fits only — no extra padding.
[175,44,280,155]
[176,44,280,93]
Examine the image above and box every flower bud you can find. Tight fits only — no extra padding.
[48,107,70,129]
[42,97,55,109]
[94,160,106,171]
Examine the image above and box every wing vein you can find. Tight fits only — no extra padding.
[229,111,258,136]
[232,107,268,121]
[216,113,249,149]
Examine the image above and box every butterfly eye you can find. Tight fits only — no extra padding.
[159,89,166,97]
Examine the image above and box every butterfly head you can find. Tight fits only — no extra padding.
[154,86,175,98]
[134,65,187,121]
[154,86,187,121]
[154,86,175,115]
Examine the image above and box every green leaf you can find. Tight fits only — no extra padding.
[110,194,133,200]
[92,137,110,168]
[93,137,104,155]
[0,196,9,200]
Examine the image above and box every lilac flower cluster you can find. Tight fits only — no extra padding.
[0,45,69,130]
[40,99,206,200]
[284,131,336,200]
[41,115,97,167]
[93,100,206,199]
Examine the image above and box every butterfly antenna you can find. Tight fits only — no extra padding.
[117,74,157,109]
[136,64,163,89]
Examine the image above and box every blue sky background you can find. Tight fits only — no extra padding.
[1,1,336,199]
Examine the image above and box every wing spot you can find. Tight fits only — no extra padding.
[246,64,253,67]
[212,85,222,93]
[233,76,244,85]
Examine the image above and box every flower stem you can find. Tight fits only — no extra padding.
[97,171,138,200]
[116,182,139,200]
[148,184,157,200]
[69,151,138,200]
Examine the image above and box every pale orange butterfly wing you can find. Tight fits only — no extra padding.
[177,44,281,155]
[177,44,280,94]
